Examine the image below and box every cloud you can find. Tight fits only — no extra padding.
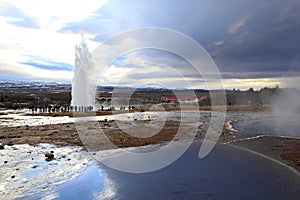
[209,0,300,82]
[96,48,217,89]
[214,40,224,46]
[1,2,39,28]
[19,59,73,71]
[1,0,300,89]
[223,78,282,90]
[1,0,108,30]
[0,59,73,81]
[100,64,206,89]
[21,55,73,71]
[228,12,253,34]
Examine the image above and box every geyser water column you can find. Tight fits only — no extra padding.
[71,36,95,107]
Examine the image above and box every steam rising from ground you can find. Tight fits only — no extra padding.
[271,88,300,115]
[269,87,300,137]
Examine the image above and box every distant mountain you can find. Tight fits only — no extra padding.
[0,79,211,92]
[0,79,71,89]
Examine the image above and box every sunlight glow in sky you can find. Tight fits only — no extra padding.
[0,0,299,89]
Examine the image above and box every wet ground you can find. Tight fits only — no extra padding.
[1,109,300,199]
[18,141,300,200]
[0,144,93,199]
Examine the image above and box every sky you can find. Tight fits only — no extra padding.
[0,0,299,89]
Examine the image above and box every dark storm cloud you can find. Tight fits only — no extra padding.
[60,0,300,80]
[209,0,300,78]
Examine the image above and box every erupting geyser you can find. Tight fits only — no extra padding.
[71,35,94,107]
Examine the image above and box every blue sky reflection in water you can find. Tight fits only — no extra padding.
[19,141,300,200]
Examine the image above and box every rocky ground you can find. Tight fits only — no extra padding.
[0,117,299,171]
[0,120,203,149]
[230,135,300,171]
